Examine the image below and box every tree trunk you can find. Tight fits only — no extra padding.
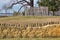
[53,11,55,16]
[30,0,34,7]
[30,0,34,16]
[48,11,49,16]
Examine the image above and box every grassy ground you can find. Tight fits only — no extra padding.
[0,16,60,40]
[0,16,60,23]
[0,38,60,40]
[0,16,59,26]
[0,16,60,20]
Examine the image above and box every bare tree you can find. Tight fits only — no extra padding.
[6,0,34,12]
[2,4,8,13]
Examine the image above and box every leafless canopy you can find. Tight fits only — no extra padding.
[6,0,34,12]
[7,0,29,11]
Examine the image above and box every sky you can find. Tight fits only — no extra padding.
[0,0,38,13]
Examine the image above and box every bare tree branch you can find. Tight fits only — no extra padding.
[8,1,23,8]
[3,0,34,13]
[18,4,28,12]
[8,0,30,9]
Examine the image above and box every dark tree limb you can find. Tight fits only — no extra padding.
[7,0,34,13]
[30,0,34,7]
[18,4,27,12]
[8,0,30,9]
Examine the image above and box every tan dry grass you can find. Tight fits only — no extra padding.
[0,16,60,38]
[0,24,60,38]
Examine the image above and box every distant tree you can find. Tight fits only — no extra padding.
[13,11,20,16]
[22,11,25,16]
[0,9,1,12]
[37,0,60,16]
[2,5,8,13]
[3,0,34,15]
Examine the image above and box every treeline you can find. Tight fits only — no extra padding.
[37,0,60,16]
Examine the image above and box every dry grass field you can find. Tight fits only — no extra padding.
[0,16,60,27]
[0,38,60,40]
[0,16,60,40]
